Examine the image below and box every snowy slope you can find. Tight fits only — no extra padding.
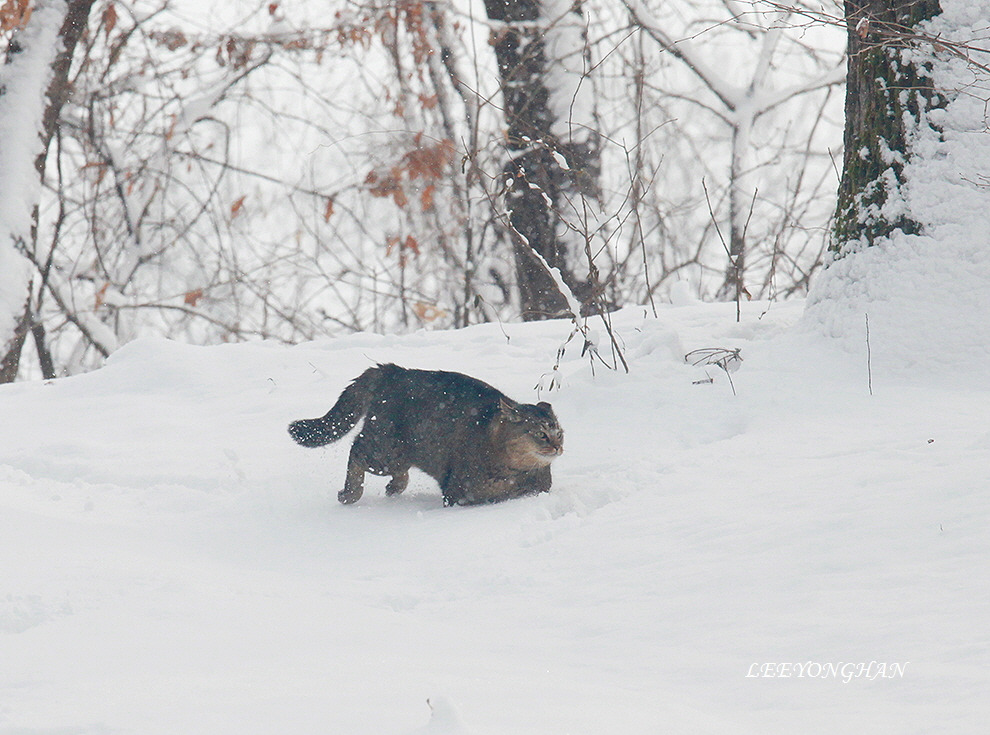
[2,300,988,734]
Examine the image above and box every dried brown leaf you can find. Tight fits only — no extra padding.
[0,0,32,33]
[103,2,117,36]
[94,282,109,309]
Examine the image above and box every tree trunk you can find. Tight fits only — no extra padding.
[715,119,751,310]
[831,0,942,255]
[0,297,32,383]
[482,0,601,320]
[0,0,97,382]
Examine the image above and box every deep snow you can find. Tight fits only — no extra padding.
[2,299,988,734]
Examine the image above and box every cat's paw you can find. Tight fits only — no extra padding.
[338,488,362,504]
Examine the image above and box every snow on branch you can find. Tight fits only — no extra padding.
[621,0,744,111]
[624,0,844,119]
[13,236,118,358]
[753,64,847,113]
[0,0,68,339]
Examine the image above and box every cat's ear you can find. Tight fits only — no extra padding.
[536,401,556,419]
[499,397,523,421]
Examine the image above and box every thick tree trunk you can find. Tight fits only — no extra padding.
[482,0,601,320]
[831,0,942,255]
[0,0,97,382]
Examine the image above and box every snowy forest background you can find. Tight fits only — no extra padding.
[1,0,851,380]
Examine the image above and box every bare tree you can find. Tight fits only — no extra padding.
[482,0,604,320]
[18,0,494,377]
[0,0,98,382]
[1,0,855,381]
[624,0,845,313]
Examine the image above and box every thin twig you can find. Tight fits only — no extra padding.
[866,312,873,396]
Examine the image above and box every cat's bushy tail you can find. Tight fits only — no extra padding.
[288,366,382,447]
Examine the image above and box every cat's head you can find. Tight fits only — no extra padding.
[498,398,564,467]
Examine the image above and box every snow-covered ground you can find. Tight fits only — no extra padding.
[2,296,988,734]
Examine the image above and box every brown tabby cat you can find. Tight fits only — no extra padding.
[288,363,563,506]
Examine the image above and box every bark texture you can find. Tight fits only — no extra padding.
[482,0,600,320]
[0,0,97,382]
[831,0,942,255]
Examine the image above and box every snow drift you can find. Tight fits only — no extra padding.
[2,299,988,733]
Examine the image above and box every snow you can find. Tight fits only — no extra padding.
[543,0,595,144]
[1,297,988,733]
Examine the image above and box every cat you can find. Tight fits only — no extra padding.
[288,363,563,506]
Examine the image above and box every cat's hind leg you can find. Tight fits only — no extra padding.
[385,467,409,496]
[339,442,368,504]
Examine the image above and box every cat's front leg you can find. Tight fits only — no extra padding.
[440,467,469,507]
[528,466,552,495]
[444,475,511,505]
